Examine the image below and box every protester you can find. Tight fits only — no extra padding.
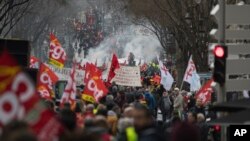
[83,104,95,120]
[115,91,126,109]
[144,88,156,116]
[197,113,209,141]
[186,92,196,111]
[173,88,184,118]
[171,122,200,141]
[123,106,135,118]
[189,98,205,116]
[116,117,137,141]
[59,108,77,132]
[133,104,165,141]
[0,51,213,141]
[159,91,172,122]
[187,111,197,125]
[107,109,119,135]
[0,120,33,141]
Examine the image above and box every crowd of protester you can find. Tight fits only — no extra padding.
[0,80,216,141]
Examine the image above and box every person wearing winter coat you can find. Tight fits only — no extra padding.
[173,88,184,118]
[159,91,172,122]
[144,89,156,115]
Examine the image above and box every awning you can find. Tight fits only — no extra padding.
[208,109,250,125]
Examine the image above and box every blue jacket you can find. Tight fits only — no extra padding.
[144,92,156,110]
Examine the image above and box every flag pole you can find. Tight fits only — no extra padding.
[180,80,184,91]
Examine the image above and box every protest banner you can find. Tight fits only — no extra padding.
[112,66,142,87]
[46,64,85,86]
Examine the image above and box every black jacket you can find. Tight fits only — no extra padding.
[137,125,165,141]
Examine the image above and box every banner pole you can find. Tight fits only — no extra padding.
[180,80,184,91]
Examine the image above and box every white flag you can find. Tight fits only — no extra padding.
[183,55,201,91]
[159,60,174,90]
[190,72,201,91]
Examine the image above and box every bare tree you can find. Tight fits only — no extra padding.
[120,0,220,84]
[0,0,32,37]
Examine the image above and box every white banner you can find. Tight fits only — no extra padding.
[112,66,142,87]
[45,64,85,85]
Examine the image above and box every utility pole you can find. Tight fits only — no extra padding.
[218,0,226,141]
[217,0,226,103]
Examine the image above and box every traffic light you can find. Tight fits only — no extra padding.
[213,45,227,86]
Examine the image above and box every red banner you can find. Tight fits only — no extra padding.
[195,79,214,105]
[38,63,59,99]
[49,33,66,68]
[0,51,63,141]
[83,63,108,103]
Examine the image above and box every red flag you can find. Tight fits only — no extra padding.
[0,51,63,141]
[83,64,108,103]
[30,56,39,68]
[195,79,214,106]
[49,33,66,68]
[60,65,76,108]
[107,54,120,83]
[0,50,38,126]
[38,63,59,99]
[84,63,102,84]
[152,74,161,85]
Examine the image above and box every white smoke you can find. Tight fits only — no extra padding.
[86,25,163,66]
[86,37,113,66]
[123,35,162,62]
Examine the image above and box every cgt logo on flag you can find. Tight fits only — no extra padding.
[83,63,108,103]
[38,63,58,99]
[0,51,38,126]
[0,50,63,141]
[49,33,66,68]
